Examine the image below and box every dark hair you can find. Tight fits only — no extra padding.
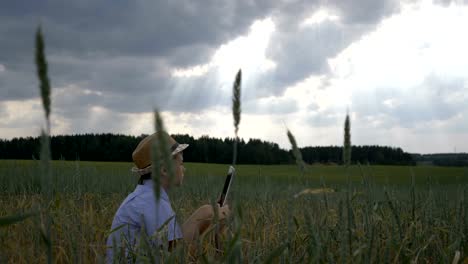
[138,173,152,185]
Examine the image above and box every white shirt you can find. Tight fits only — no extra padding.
[106,180,183,263]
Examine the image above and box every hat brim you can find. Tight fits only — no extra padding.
[131,143,189,176]
[172,143,189,155]
[131,165,152,176]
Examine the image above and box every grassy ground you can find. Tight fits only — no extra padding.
[0,160,467,263]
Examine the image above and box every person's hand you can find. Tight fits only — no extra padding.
[182,204,232,258]
[217,204,230,221]
[215,204,230,235]
[195,203,230,221]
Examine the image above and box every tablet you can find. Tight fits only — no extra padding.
[218,166,235,206]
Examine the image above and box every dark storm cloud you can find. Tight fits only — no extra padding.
[0,0,278,59]
[0,0,404,132]
[0,67,38,100]
[1,0,305,123]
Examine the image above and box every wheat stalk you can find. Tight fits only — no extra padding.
[35,26,53,264]
[287,129,305,173]
[152,110,175,200]
[232,69,242,166]
[35,26,51,130]
[343,112,351,167]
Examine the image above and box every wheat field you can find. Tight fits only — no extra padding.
[0,160,466,263]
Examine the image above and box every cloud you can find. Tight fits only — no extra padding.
[0,0,399,107]
[0,99,44,138]
[349,75,466,128]
[0,67,39,100]
[328,0,400,24]
[324,3,468,133]
[1,0,468,153]
[0,0,279,102]
[432,0,468,7]
[244,96,298,115]
[261,21,367,95]
[0,1,280,62]
[306,110,343,127]
[252,0,402,96]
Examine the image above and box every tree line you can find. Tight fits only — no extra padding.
[0,133,416,165]
[412,153,468,167]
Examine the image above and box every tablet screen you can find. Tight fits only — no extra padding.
[218,166,235,206]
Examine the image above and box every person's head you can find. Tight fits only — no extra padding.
[131,132,189,188]
[170,152,185,186]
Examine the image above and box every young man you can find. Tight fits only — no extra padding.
[106,132,230,262]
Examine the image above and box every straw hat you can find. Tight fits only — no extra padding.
[131,132,189,176]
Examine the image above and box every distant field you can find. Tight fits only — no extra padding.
[0,160,467,263]
[1,160,467,193]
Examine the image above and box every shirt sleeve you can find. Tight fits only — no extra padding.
[167,214,183,241]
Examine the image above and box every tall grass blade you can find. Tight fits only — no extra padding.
[411,168,416,222]
[287,129,305,173]
[153,110,175,200]
[40,130,52,198]
[343,112,351,166]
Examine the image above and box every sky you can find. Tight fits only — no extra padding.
[1,0,467,154]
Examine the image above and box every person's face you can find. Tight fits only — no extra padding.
[160,152,185,188]
[173,152,185,186]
